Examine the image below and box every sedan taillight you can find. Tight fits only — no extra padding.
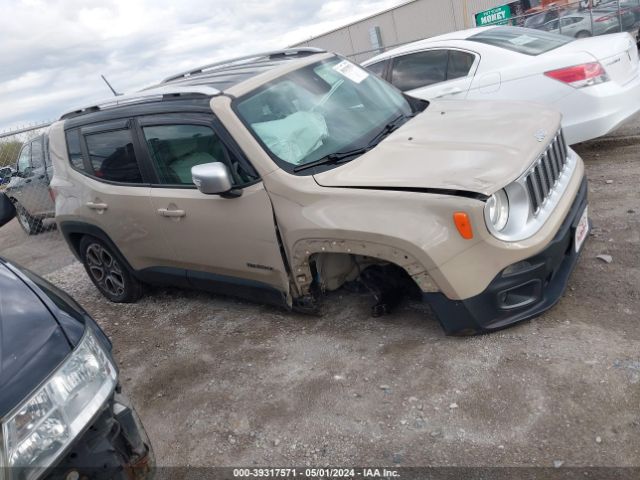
[544,62,609,88]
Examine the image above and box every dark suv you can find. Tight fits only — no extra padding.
[4,133,55,234]
[0,197,153,479]
[0,166,14,186]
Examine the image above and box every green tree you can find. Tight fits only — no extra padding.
[0,140,23,168]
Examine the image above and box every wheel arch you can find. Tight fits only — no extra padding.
[58,221,136,275]
[289,237,440,297]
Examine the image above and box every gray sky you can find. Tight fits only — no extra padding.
[0,0,401,131]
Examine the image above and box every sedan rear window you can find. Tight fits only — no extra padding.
[468,26,572,55]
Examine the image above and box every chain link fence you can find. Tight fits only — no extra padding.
[0,122,59,237]
[506,0,640,37]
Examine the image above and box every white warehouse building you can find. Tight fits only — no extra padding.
[293,0,544,62]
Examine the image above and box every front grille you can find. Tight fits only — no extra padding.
[524,130,568,214]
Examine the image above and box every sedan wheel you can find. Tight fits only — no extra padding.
[15,204,43,235]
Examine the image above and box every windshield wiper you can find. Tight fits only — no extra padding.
[293,113,412,173]
[293,147,368,173]
[366,113,410,149]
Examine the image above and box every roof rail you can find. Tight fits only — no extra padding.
[161,47,326,84]
[60,85,220,120]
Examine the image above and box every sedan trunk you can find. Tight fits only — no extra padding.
[554,32,639,85]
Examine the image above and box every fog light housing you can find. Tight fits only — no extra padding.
[498,280,541,310]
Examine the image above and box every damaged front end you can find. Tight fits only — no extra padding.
[44,392,154,480]
[292,247,425,318]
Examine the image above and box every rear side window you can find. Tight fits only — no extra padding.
[391,50,448,91]
[366,61,387,77]
[448,50,476,80]
[65,129,85,171]
[31,138,44,169]
[44,136,51,166]
[468,26,572,55]
[16,144,31,174]
[142,124,257,186]
[85,129,143,183]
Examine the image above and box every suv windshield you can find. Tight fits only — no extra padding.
[235,57,412,172]
[469,26,572,55]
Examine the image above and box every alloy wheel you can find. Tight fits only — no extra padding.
[16,209,31,233]
[85,243,126,297]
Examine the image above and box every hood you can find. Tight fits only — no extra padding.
[0,262,71,417]
[313,100,561,197]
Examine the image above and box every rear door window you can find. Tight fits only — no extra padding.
[468,26,572,55]
[391,50,449,91]
[85,129,143,183]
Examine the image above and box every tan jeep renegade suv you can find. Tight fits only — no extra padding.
[49,48,589,335]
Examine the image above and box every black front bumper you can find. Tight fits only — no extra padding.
[44,391,154,480]
[425,177,589,335]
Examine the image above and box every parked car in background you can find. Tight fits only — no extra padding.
[541,8,636,37]
[600,0,640,22]
[524,9,562,29]
[592,4,638,30]
[0,165,14,185]
[4,133,55,234]
[50,48,589,335]
[0,195,153,479]
[525,0,638,33]
[362,26,640,144]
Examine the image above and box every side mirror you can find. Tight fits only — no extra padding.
[0,193,16,228]
[191,162,242,197]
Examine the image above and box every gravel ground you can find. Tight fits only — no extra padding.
[1,118,639,469]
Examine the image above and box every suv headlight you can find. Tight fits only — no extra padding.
[485,189,509,232]
[1,328,116,480]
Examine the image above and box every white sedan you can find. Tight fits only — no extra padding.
[362,26,640,144]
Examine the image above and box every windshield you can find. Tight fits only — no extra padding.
[469,26,572,55]
[235,57,412,172]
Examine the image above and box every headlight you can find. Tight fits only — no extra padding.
[1,328,116,480]
[485,189,509,232]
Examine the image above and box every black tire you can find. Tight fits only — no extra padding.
[575,30,592,38]
[15,203,44,235]
[79,236,143,303]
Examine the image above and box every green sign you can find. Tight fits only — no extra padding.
[475,5,511,26]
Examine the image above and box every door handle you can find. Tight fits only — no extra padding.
[86,202,108,210]
[157,208,186,218]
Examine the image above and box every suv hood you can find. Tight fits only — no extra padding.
[0,262,71,417]
[313,100,561,197]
